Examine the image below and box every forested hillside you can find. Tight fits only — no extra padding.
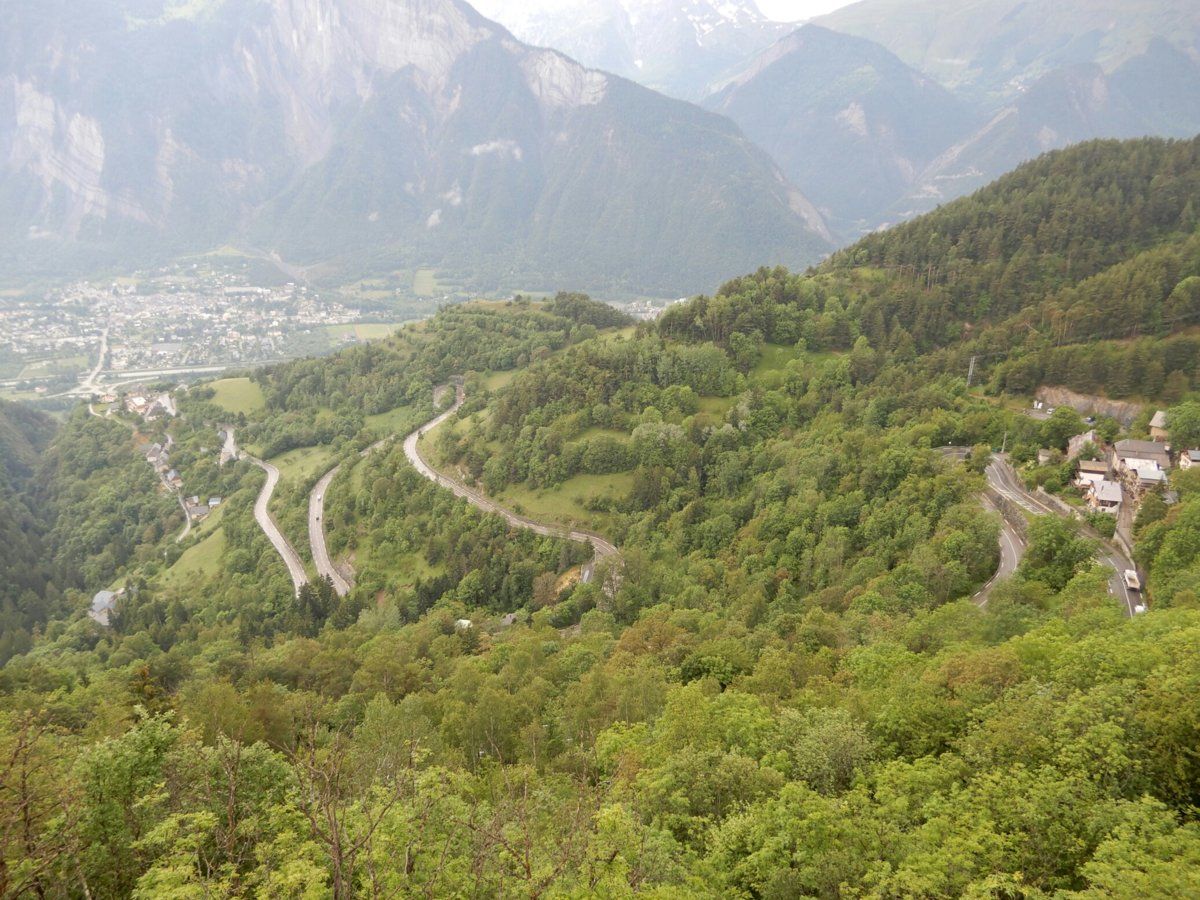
[0,400,57,661]
[2,139,1200,894]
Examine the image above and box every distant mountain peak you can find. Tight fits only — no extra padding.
[472,0,787,99]
[0,0,830,294]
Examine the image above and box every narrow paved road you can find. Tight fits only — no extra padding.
[939,447,1026,605]
[81,325,109,394]
[245,454,309,595]
[223,427,309,595]
[975,492,1025,604]
[174,493,193,544]
[309,464,352,597]
[983,453,1138,616]
[309,386,461,597]
[403,385,619,580]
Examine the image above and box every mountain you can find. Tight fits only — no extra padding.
[897,45,1200,219]
[0,0,831,295]
[470,0,791,101]
[817,0,1200,104]
[707,25,978,236]
[708,6,1200,232]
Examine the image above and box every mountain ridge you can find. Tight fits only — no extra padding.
[707,24,979,235]
[0,0,832,295]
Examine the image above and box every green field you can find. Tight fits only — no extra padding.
[17,355,87,380]
[697,395,737,417]
[599,325,638,342]
[413,269,440,297]
[325,323,405,341]
[574,426,630,443]
[497,472,633,535]
[161,529,227,586]
[365,404,421,435]
[209,377,266,415]
[482,370,517,391]
[271,444,339,483]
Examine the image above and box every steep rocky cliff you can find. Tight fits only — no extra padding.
[0,0,831,294]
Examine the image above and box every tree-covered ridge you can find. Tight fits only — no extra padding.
[838,136,1200,299]
[652,137,1200,401]
[0,400,58,662]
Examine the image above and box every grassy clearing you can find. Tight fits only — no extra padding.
[750,346,844,389]
[413,269,440,297]
[360,548,444,587]
[697,396,737,417]
[325,323,406,341]
[271,444,339,484]
[365,404,421,435]
[598,326,638,342]
[750,343,805,380]
[162,529,227,586]
[574,426,630,443]
[497,472,633,535]
[482,370,517,391]
[209,377,266,416]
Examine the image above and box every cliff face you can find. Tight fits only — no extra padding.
[0,0,831,294]
[473,0,790,101]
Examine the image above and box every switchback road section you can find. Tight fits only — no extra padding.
[403,384,619,587]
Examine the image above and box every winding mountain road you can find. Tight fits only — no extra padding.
[944,447,1138,615]
[218,427,308,595]
[938,447,1026,605]
[975,491,1026,604]
[403,384,619,581]
[309,463,353,597]
[308,386,453,597]
[247,455,309,595]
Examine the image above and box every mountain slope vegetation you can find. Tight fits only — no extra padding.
[1,138,1200,894]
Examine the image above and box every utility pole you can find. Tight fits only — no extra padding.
[967,355,977,389]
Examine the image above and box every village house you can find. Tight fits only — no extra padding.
[1150,410,1170,442]
[1075,459,1109,489]
[1113,439,1171,474]
[1112,439,1171,498]
[1067,430,1099,461]
[1137,468,1169,491]
[1180,450,1200,471]
[1087,479,1124,514]
[187,503,211,520]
